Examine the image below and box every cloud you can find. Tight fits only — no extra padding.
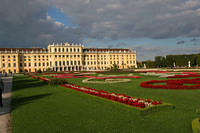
[52,0,200,40]
[0,0,83,48]
[129,45,163,61]
[176,40,185,45]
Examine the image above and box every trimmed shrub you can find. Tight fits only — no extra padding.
[37,69,42,73]
[48,78,67,85]
[192,118,200,133]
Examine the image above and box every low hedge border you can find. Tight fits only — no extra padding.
[192,117,200,133]
[139,103,175,115]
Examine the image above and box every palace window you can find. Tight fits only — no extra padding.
[35,63,37,67]
[59,48,61,52]
[55,48,57,52]
[63,48,65,52]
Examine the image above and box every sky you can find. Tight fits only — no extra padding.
[1,0,200,61]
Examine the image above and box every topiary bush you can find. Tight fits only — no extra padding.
[192,117,200,133]
[48,78,67,85]
[37,69,42,73]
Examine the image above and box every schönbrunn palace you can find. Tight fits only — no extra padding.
[0,42,137,73]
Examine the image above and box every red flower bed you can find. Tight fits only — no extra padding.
[52,73,141,79]
[167,74,200,78]
[27,73,161,109]
[140,78,200,90]
[62,83,162,108]
[137,70,170,73]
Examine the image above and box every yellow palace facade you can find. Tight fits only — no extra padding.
[0,42,137,73]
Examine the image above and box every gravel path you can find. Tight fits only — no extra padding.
[0,77,12,133]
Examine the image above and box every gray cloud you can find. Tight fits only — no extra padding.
[176,40,185,45]
[129,45,163,61]
[0,0,83,47]
[1,0,200,56]
[52,0,200,40]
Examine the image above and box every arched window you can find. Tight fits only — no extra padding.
[55,48,57,52]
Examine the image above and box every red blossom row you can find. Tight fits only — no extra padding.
[27,73,162,109]
[140,78,200,90]
[52,73,141,79]
[167,74,200,78]
[62,83,162,108]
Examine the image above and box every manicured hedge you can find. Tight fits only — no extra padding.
[48,78,68,85]
[192,118,200,133]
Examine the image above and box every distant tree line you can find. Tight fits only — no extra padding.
[138,53,200,68]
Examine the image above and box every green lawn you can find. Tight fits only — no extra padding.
[12,73,200,133]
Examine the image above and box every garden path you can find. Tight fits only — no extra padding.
[0,76,12,133]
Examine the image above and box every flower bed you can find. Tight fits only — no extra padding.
[62,83,162,108]
[140,78,200,90]
[52,73,141,79]
[82,78,131,84]
[167,74,200,78]
[27,73,170,110]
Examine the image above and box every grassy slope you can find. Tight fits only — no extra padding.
[12,74,200,133]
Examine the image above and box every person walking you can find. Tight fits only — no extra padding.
[0,77,4,107]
